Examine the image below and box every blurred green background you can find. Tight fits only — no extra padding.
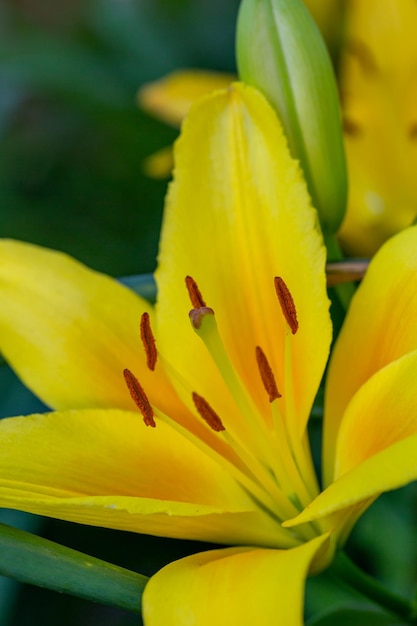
[0,0,239,276]
[1,1,417,625]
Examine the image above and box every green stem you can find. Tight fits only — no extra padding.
[0,523,148,613]
[324,232,355,311]
[332,551,417,623]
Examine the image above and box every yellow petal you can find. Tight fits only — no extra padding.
[143,536,330,626]
[334,350,417,478]
[156,83,331,444]
[337,0,417,256]
[138,70,235,126]
[286,433,417,536]
[0,408,289,546]
[287,355,417,535]
[0,239,179,416]
[323,226,417,484]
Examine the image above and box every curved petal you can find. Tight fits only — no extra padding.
[286,433,417,533]
[156,83,331,444]
[0,239,180,416]
[0,409,291,546]
[143,536,330,626]
[334,350,417,478]
[138,70,235,126]
[324,225,417,483]
[287,354,417,532]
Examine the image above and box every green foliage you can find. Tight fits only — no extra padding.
[0,0,239,277]
[0,523,147,613]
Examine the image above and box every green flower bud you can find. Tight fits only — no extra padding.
[236,0,347,234]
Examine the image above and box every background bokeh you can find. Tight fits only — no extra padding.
[0,0,239,276]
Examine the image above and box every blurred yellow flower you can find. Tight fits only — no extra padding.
[338,0,417,255]
[139,69,235,127]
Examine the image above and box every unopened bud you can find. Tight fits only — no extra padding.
[236,0,347,234]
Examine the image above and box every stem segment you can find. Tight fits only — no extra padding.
[324,233,356,310]
[332,551,417,623]
[0,523,148,613]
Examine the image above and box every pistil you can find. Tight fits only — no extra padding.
[123,275,323,542]
[186,282,316,523]
[188,305,278,462]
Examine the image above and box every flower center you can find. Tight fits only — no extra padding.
[124,275,325,543]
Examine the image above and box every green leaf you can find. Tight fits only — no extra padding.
[306,561,412,626]
[307,607,406,626]
[347,485,417,598]
[0,523,148,613]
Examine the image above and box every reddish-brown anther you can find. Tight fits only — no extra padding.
[274,276,299,334]
[192,392,225,432]
[123,368,156,427]
[140,311,157,371]
[255,346,281,402]
[185,276,206,308]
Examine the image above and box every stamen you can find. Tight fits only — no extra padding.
[189,306,215,330]
[152,393,299,526]
[123,368,156,427]
[192,392,225,432]
[140,312,157,371]
[255,346,281,402]
[185,276,206,308]
[274,276,298,334]
[190,307,276,456]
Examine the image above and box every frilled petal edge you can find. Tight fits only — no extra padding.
[0,409,290,546]
[156,83,331,450]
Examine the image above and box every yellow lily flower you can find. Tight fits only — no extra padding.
[1,84,417,624]
[338,0,417,256]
